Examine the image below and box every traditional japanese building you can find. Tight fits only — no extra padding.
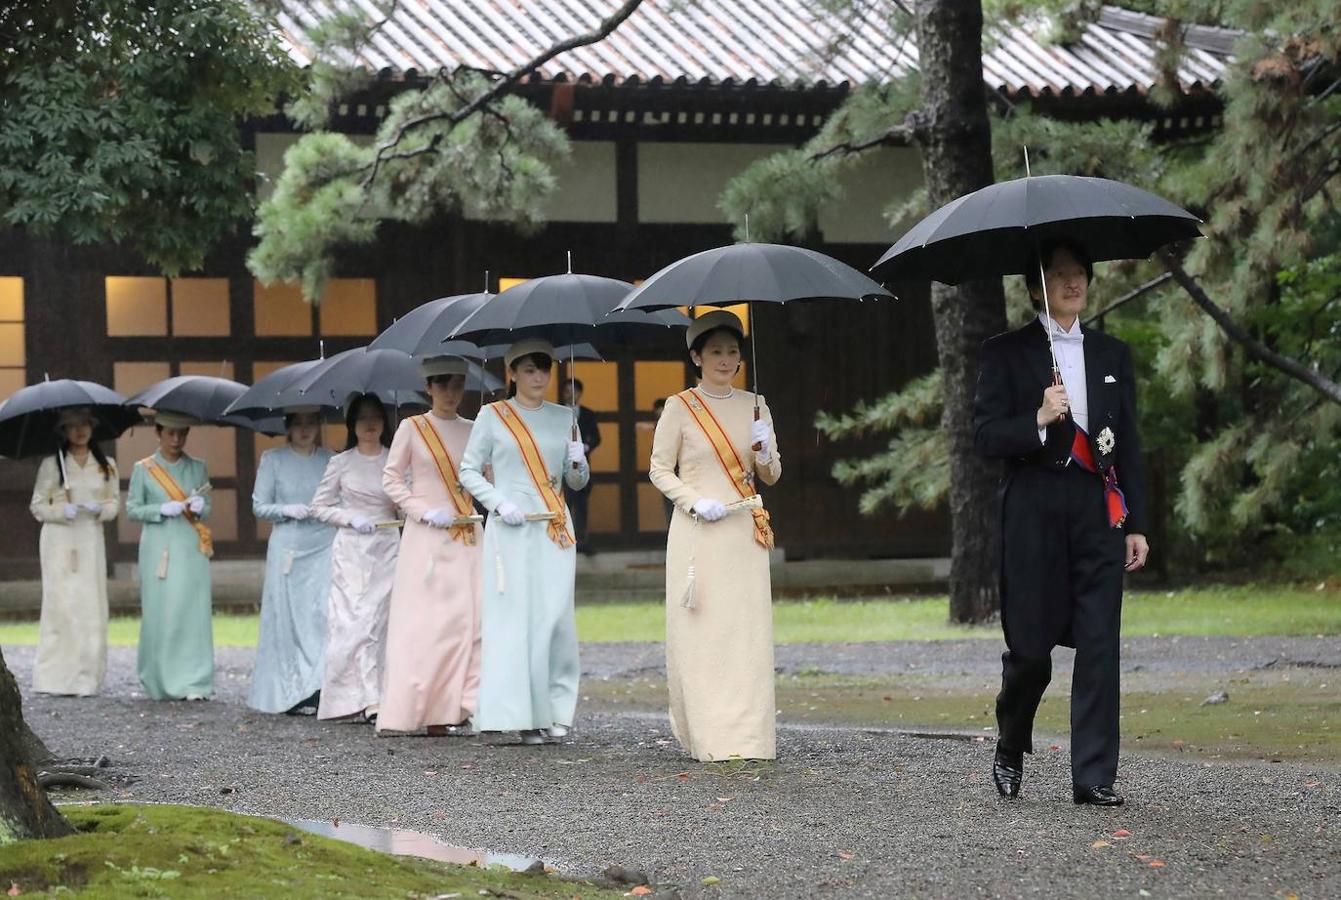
[0,3,1234,575]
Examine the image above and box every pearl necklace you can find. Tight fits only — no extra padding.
[697,385,734,400]
[513,397,543,411]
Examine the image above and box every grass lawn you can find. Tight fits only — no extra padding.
[1,585,1335,647]
[0,805,623,898]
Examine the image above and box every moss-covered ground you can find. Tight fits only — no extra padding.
[0,804,625,898]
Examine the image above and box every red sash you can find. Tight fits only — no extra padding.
[1069,428,1128,528]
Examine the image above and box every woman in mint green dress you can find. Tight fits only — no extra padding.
[126,411,214,701]
[458,339,590,745]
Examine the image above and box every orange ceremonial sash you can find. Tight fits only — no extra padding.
[676,389,774,550]
[141,456,214,559]
[410,414,478,546]
[489,401,574,549]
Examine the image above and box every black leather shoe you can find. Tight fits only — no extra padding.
[993,748,1023,798]
[1073,784,1124,806]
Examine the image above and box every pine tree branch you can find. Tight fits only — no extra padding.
[1082,272,1173,326]
[808,112,927,161]
[1160,250,1341,406]
[361,0,644,190]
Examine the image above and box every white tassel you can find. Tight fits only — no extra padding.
[496,555,506,594]
[157,548,169,580]
[424,555,435,585]
[680,564,696,609]
[679,515,699,609]
[283,550,295,576]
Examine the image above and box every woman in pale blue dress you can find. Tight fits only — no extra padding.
[248,408,336,715]
[459,339,590,745]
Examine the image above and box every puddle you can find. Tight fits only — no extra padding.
[286,818,544,871]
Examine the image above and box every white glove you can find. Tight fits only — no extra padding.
[422,508,453,529]
[62,503,79,521]
[280,504,309,521]
[349,513,375,534]
[82,500,103,514]
[692,498,727,522]
[567,440,587,468]
[160,500,185,518]
[751,419,772,461]
[188,495,206,515]
[495,499,525,526]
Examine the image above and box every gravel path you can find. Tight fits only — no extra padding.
[7,644,1340,899]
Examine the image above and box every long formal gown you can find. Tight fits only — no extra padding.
[248,445,336,713]
[29,453,119,695]
[309,447,400,720]
[378,414,483,732]
[459,400,588,733]
[126,452,214,700]
[649,389,782,761]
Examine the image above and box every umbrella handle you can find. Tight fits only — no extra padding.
[1052,368,1068,421]
[571,418,580,470]
[751,404,763,452]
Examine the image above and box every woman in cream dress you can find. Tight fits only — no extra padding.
[458,339,589,745]
[649,310,782,761]
[311,394,399,723]
[28,407,119,696]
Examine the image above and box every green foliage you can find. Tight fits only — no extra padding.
[0,1,296,274]
[750,2,1341,576]
[248,4,571,299]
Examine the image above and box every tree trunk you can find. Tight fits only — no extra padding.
[915,0,1009,623]
[0,647,72,843]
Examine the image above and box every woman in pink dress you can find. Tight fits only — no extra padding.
[377,357,484,735]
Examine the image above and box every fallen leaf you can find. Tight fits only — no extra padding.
[838,851,855,860]
[1150,860,1166,868]
[716,797,732,803]
[628,886,653,896]
[1049,744,1061,751]
[1112,829,1132,839]
[676,772,691,781]
[1135,854,1151,861]
[1305,780,1321,788]
[1172,740,1186,750]
[8,883,20,897]
[701,876,721,886]
[882,695,893,702]
[331,817,341,828]
[1091,840,1111,849]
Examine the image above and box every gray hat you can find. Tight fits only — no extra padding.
[686,309,745,350]
[504,338,556,368]
[153,410,199,429]
[419,356,470,378]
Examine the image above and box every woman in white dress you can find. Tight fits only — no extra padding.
[458,339,590,745]
[28,407,119,696]
[311,394,400,723]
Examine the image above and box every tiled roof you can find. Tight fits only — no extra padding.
[275,2,1234,98]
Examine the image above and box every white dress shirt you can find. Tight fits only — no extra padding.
[1038,313,1088,443]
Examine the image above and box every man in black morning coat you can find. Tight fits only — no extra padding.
[973,240,1150,806]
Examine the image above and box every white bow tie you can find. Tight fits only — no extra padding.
[1050,327,1084,346]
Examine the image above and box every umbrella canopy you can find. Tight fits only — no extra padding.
[222,359,328,419]
[368,292,495,357]
[292,347,502,405]
[447,273,689,346]
[125,375,284,434]
[615,242,894,312]
[872,174,1202,284]
[0,379,141,458]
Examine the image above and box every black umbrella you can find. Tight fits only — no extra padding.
[448,268,690,463]
[292,347,501,404]
[126,375,284,434]
[368,292,495,358]
[615,241,894,445]
[872,174,1201,284]
[872,171,1201,376]
[0,378,141,459]
[222,359,328,420]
